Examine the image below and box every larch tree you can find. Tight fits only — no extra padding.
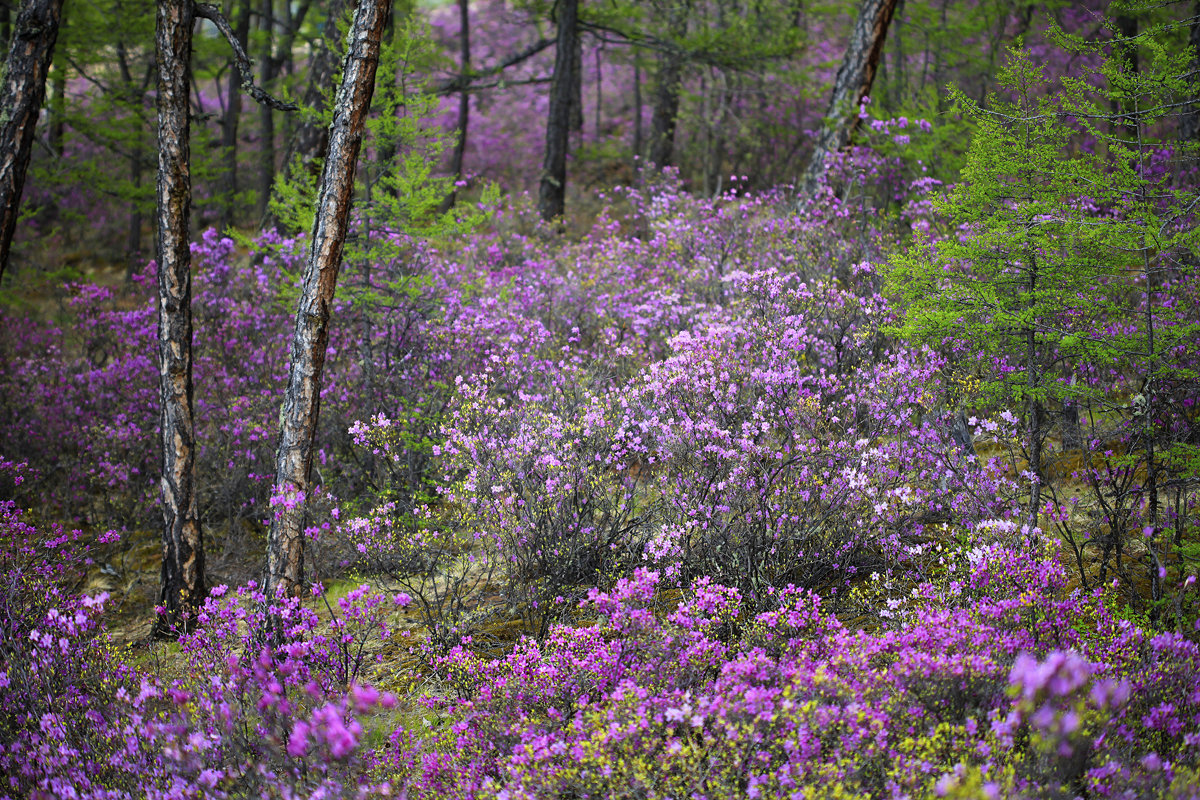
[0,0,66,286]
[267,0,392,598]
[888,34,1199,552]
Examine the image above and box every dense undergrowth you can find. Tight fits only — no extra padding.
[4,16,1200,789]
[1,165,1198,797]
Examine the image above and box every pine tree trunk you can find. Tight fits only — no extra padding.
[800,0,898,195]
[0,0,66,285]
[537,0,578,221]
[153,0,206,636]
[267,0,391,598]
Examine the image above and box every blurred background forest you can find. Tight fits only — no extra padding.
[4,0,1156,274]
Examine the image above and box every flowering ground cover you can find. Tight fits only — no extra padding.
[1,164,1198,797]
[2,9,1200,794]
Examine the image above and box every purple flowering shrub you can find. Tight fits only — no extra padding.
[2,160,1199,797]
[380,548,1200,799]
[408,258,1023,634]
[0,462,405,796]
[0,463,405,797]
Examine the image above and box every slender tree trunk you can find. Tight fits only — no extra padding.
[270,0,350,229]
[46,3,65,158]
[648,55,681,168]
[256,0,276,221]
[632,56,642,162]
[219,0,252,230]
[537,0,579,221]
[1024,243,1044,532]
[273,0,312,170]
[152,0,206,636]
[440,0,470,213]
[116,42,151,280]
[800,0,898,195]
[267,0,391,598]
[0,0,66,285]
[48,74,64,154]
[594,43,601,135]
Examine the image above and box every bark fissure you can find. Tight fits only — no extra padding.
[153,0,205,636]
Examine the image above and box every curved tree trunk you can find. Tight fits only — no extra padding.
[267,0,391,599]
[800,0,898,195]
[0,0,66,285]
[152,0,206,637]
[538,0,579,222]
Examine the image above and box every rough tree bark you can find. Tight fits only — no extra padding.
[267,0,391,598]
[800,0,898,195]
[153,0,294,635]
[538,0,580,221]
[0,0,65,286]
[152,0,205,636]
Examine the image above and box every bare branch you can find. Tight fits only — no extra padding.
[432,36,555,95]
[195,2,297,111]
